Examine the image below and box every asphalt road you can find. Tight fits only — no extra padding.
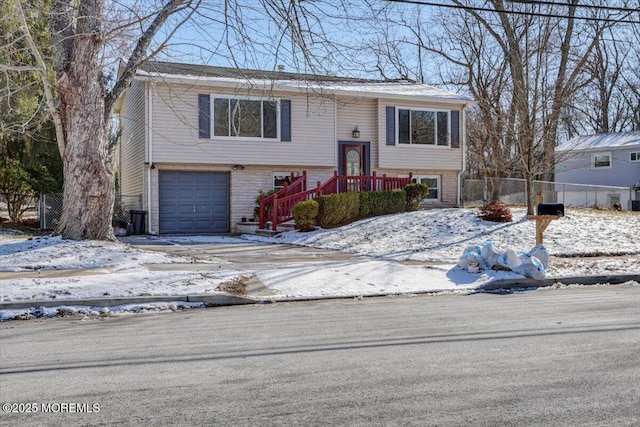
[1,285,639,426]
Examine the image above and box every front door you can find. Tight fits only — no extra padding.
[339,142,369,191]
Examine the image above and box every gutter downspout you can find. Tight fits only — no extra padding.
[334,95,338,168]
[458,104,470,208]
[147,83,154,234]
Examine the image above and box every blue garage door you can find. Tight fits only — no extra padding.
[159,171,230,233]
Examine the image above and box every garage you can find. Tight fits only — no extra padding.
[158,171,230,234]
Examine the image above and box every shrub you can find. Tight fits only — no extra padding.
[359,190,406,218]
[478,201,513,223]
[0,160,34,220]
[293,200,319,232]
[404,183,429,211]
[315,192,360,228]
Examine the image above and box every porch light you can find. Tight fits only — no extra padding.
[232,164,245,170]
[352,126,360,138]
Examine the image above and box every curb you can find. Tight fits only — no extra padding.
[478,274,640,291]
[1,275,638,311]
[0,293,257,310]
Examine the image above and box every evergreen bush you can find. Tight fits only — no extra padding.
[293,200,319,232]
[404,183,429,211]
[315,192,360,228]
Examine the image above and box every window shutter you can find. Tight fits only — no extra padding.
[386,106,395,146]
[281,100,291,141]
[450,110,460,149]
[198,94,210,138]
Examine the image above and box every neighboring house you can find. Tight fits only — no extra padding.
[555,131,640,210]
[116,61,474,234]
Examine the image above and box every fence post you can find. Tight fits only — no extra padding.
[271,193,278,231]
[40,193,45,230]
[483,176,487,204]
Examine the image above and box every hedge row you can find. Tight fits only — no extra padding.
[294,190,407,230]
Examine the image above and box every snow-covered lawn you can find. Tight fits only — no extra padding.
[1,208,638,320]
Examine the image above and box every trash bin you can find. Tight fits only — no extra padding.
[632,200,640,212]
[130,210,147,235]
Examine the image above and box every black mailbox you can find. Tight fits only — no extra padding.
[537,203,564,216]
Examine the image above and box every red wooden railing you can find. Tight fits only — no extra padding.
[259,171,413,231]
[258,171,306,228]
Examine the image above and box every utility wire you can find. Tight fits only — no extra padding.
[504,0,640,14]
[383,0,640,24]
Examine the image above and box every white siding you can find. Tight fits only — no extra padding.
[148,83,336,167]
[118,80,146,196]
[336,98,378,167]
[377,98,464,171]
[377,168,460,207]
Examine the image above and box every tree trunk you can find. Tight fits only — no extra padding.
[57,116,115,240]
[52,0,115,240]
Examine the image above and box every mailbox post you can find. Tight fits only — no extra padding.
[526,190,563,245]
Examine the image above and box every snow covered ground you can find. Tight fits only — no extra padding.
[1,208,638,320]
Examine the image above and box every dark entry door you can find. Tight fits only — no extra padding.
[340,143,369,191]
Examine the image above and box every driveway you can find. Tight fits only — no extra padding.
[121,236,375,297]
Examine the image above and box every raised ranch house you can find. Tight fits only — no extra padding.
[555,131,640,211]
[116,61,474,234]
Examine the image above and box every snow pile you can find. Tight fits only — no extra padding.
[0,301,205,321]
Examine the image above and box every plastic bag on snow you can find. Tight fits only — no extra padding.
[514,253,547,280]
[528,245,549,269]
[480,241,503,268]
[497,248,522,270]
[458,245,486,272]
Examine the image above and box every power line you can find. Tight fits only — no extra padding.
[383,0,640,24]
[504,0,640,14]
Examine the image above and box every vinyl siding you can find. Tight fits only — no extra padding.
[336,98,378,167]
[377,168,460,207]
[148,83,336,167]
[556,147,640,187]
[118,80,146,196]
[377,99,464,171]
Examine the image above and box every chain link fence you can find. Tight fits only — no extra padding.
[39,193,143,230]
[463,177,637,210]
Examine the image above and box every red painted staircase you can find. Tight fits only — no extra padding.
[259,170,413,231]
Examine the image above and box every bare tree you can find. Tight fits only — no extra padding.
[365,1,636,213]
[574,23,640,133]
[5,0,199,239]
[5,0,361,240]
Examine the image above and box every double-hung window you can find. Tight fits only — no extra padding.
[273,172,292,190]
[592,152,612,169]
[199,94,291,141]
[398,108,449,146]
[213,97,278,139]
[412,175,441,201]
